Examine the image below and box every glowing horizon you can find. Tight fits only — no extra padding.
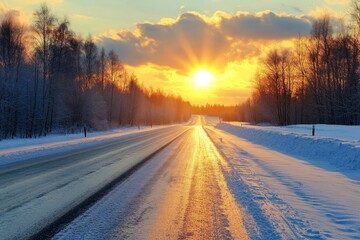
[0,0,350,105]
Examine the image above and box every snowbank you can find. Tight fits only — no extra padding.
[0,125,169,166]
[215,122,360,170]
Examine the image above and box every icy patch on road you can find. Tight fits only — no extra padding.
[215,122,360,170]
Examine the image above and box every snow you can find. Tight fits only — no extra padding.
[206,118,360,170]
[0,125,171,166]
[228,122,360,141]
[204,117,360,239]
[0,125,188,239]
[3,115,360,239]
[53,116,360,239]
[53,124,248,240]
[52,135,180,240]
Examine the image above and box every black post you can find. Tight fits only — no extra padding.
[312,125,315,136]
[84,126,87,138]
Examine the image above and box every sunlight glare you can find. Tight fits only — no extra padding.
[194,70,214,88]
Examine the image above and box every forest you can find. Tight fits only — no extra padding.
[239,1,360,126]
[3,2,360,141]
[195,1,360,126]
[192,104,241,121]
[0,4,191,139]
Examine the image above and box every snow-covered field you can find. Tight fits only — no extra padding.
[0,125,171,166]
[206,117,360,171]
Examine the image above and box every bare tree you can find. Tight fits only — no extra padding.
[0,16,25,138]
[260,49,294,125]
[83,36,98,89]
[0,4,193,139]
[107,50,123,123]
[294,36,308,123]
[99,47,106,95]
[33,3,56,135]
[351,0,360,36]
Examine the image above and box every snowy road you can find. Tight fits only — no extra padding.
[2,116,360,239]
[55,117,360,239]
[0,126,189,240]
[53,119,248,239]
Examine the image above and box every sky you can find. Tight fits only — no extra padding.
[0,0,351,105]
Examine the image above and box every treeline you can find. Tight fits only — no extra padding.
[192,104,241,121]
[0,4,191,139]
[240,1,360,125]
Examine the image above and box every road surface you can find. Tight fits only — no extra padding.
[1,116,360,239]
[53,119,248,239]
[0,117,249,240]
[0,124,189,239]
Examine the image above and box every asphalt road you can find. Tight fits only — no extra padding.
[7,115,358,240]
[53,118,248,240]
[0,125,190,240]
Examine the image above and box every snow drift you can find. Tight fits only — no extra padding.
[216,123,360,170]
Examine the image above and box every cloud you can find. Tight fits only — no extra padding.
[99,12,228,74]
[220,11,313,40]
[98,10,313,74]
[179,5,186,14]
[0,0,63,26]
[97,10,315,104]
[0,4,29,25]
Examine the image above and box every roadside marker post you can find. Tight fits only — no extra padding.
[312,125,315,136]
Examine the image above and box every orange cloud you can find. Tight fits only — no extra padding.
[98,10,315,104]
[0,4,29,25]
[99,11,313,74]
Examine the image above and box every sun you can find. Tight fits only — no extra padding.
[194,70,214,88]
